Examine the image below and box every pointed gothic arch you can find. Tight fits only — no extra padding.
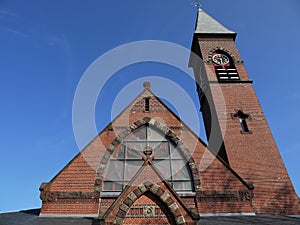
[94,117,201,194]
[113,181,185,225]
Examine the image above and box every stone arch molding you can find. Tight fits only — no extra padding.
[114,181,185,225]
[94,117,201,193]
[207,47,243,64]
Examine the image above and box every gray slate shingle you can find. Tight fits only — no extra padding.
[1,209,300,225]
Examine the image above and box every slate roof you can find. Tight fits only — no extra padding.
[195,9,236,35]
[1,209,300,225]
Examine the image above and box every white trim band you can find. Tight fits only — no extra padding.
[39,214,98,218]
[200,212,256,217]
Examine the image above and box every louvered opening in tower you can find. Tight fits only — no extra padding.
[215,66,240,81]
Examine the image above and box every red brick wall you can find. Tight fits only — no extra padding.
[193,35,300,214]
[123,194,174,225]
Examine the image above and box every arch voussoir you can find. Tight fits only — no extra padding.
[114,181,185,225]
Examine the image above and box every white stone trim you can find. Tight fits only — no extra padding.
[177,191,196,197]
[100,191,121,197]
[39,214,98,218]
[200,212,256,217]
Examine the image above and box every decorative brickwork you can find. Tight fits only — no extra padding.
[115,184,182,225]
[130,96,168,113]
[95,117,202,195]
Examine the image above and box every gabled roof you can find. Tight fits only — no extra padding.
[195,9,236,36]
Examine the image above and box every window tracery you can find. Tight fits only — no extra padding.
[103,125,194,192]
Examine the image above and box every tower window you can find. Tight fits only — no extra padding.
[144,98,150,112]
[233,110,251,134]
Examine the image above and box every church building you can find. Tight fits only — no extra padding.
[39,8,300,224]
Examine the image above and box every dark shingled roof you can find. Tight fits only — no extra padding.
[1,209,300,225]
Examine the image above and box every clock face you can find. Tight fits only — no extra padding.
[212,54,229,65]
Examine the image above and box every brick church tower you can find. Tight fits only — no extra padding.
[39,8,299,223]
[189,8,300,214]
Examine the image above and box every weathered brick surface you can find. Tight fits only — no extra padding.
[40,203,98,215]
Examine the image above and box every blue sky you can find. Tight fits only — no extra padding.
[0,0,299,213]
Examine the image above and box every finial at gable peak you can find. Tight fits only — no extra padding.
[143,81,151,89]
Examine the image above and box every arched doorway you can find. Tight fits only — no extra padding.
[123,192,176,225]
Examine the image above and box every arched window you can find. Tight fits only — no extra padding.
[103,125,194,192]
[212,51,240,81]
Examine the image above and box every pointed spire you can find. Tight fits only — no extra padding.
[195,9,236,36]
